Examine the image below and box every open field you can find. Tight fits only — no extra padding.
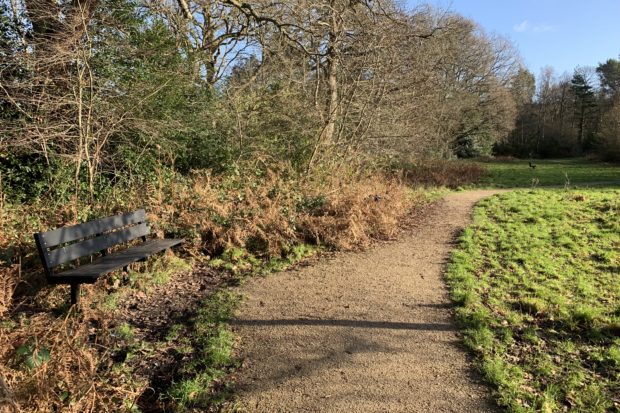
[478,158,620,188]
[447,189,620,412]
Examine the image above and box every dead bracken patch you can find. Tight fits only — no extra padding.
[397,158,487,188]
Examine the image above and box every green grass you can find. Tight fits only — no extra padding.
[447,189,620,412]
[478,158,620,188]
[166,290,241,410]
[116,322,135,341]
[208,243,318,276]
[95,254,191,314]
[127,254,192,290]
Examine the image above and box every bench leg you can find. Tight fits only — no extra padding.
[70,283,81,306]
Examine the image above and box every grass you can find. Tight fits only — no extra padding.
[166,290,241,410]
[96,254,191,312]
[447,189,620,412]
[208,244,319,276]
[477,158,620,188]
[127,254,192,290]
[116,322,135,341]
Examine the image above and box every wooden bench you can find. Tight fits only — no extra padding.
[33,209,183,305]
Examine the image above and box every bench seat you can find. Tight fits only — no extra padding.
[34,209,185,305]
[47,238,184,284]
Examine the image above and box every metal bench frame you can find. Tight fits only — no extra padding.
[34,209,183,305]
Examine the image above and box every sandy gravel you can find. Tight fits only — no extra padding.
[232,190,504,413]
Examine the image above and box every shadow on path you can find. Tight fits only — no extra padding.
[231,318,457,331]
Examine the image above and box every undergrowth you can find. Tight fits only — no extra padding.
[0,164,418,307]
[447,189,620,412]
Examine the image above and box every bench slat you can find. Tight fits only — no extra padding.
[47,222,150,267]
[37,209,147,248]
[47,238,184,282]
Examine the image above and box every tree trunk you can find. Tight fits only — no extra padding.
[307,4,343,171]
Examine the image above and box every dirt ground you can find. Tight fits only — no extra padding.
[231,190,504,413]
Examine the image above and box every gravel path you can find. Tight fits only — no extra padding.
[232,190,504,413]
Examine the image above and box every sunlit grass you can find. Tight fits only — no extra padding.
[447,189,620,412]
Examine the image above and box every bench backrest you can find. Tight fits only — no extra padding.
[34,209,149,276]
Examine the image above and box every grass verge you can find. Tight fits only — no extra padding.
[447,189,620,412]
[164,290,241,411]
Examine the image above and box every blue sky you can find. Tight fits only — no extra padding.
[405,0,620,79]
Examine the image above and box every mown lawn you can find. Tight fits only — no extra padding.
[478,158,620,188]
[447,189,620,412]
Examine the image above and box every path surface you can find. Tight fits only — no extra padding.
[232,190,504,413]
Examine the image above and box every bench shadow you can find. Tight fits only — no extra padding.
[132,273,235,412]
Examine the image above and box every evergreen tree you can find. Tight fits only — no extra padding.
[570,71,597,151]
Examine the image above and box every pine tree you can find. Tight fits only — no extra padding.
[570,71,597,151]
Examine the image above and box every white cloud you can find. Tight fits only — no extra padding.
[514,20,530,32]
[514,20,557,33]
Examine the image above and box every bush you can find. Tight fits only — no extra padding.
[0,161,421,315]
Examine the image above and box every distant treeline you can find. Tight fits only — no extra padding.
[497,59,620,160]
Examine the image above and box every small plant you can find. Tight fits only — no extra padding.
[209,243,318,276]
[116,323,135,341]
[150,255,192,286]
[15,342,50,370]
[102,292,120,311]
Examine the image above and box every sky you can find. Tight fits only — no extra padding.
[405,0,620,79]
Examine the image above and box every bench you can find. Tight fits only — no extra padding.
[33,209,183,305]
